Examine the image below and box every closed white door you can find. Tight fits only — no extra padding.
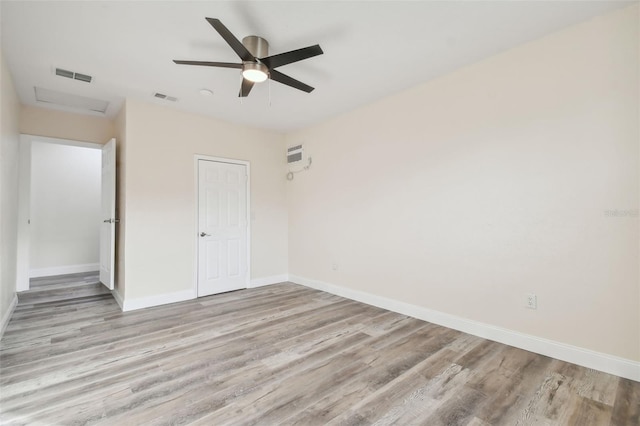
[198,159,248,296]
[100,138,116,290]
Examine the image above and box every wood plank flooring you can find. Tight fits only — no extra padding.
[0,274,638,425]
[19,272,111,305]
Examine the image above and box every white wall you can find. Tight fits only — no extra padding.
[29,142,102,276]
[287,5,639,363]
[120,99,288,301]
[0,48,20,334]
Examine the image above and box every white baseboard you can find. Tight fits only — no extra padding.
[118,274,289,313]
[0,294,19,341]
[289,274,640,382]
[111,288,124,311]
[122,289,196,312]
[29,263,99,278]
[248,274,289,288]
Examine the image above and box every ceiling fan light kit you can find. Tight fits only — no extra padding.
[174,18,323,98]
[242,62,269,83]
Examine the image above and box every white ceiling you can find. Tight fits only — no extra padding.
[1,1,633,132]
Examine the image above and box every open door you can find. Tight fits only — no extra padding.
[100,138,116,290]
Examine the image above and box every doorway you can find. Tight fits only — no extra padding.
[16,136,116,292]
[196,157,250,297]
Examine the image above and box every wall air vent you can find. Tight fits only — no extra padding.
[55,68,93,83]
[287,144,304,164]
[153,93,178,102]
[34,86,109,114]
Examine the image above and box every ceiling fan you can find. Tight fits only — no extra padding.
[174,18,324,97]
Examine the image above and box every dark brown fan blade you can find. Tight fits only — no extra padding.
[173,60,242,69]
[269,69,314,93]
[260,45,323,69]
[205,18,255,62]
[239,78,255,97]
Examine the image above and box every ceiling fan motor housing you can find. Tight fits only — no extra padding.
[243,35,269,58]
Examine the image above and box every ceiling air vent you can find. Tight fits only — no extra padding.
[55,68,74,79]
[55,68,93,83]
[153,92,178,102]
[74,73,92,83]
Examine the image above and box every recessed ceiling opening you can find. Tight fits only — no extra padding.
[34,86,109,114]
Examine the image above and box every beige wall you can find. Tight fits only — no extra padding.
[287,5,639,361]
[0,49,21,327]
[121,99,287,299]
[20,105,114,144]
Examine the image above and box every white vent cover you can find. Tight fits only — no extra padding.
[34,87,109,114]
[287,144,304,164]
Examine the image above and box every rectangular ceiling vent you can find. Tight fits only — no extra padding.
[287,144,304,164]
[34,86,109,114]
[55,68,93,83]
[153,92,178,102]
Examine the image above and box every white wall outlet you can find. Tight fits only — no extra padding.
[331,263,339,271]
[526,293,537,309]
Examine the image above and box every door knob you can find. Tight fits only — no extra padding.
[200,232,211,237]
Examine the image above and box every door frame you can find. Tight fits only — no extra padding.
[193,155,251,297]
[16,135,103,292]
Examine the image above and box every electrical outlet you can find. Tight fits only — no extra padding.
[331,263,339,271]
[526,293,537,309]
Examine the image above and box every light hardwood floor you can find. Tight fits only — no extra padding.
[0,273,638,425]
